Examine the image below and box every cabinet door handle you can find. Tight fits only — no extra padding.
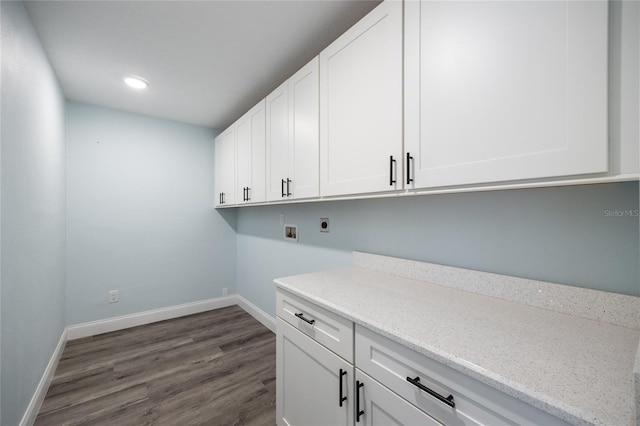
[339,369,347,407]
[406,376,455,408]
[219,193,222,204]
[246,187,250,202]
[389,156,396,186]
[221,192,225,204]
[356,380,364,422]
[281,179,286,198]
[286,178,292,197]
[406,152,414,185]
[294,312,315,325]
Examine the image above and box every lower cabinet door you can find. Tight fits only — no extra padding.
[276,317,354,426]
[355,369,442,426]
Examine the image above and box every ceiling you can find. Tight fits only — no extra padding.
[24,0,381,130]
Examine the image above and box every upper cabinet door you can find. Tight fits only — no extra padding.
[266,81,290,201]
[320,0,403,197]
[236,100,266,204]
[214,126,235,206]
[289,57,320,200]
[266,57,320,202]
[405,0,609,189]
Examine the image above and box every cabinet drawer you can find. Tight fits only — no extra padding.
[277,289,353,362]
[356,369,441,426]
[355,325,568,426]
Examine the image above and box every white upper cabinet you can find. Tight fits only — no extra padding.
[289,57,320,200]
[320,0,403,197]
[214,126,235,206]
[405,0,609,189]
[266,57,320,201]
[236,100,266,204]
[266,80,290,201]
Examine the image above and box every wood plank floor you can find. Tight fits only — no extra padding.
[35,305,276,426]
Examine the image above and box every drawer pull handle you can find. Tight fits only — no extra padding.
[339,369,347,407]
[389,155,396,186]
[294,312,315,325]
[406,376,455,408]
[406,152,414,184]
[356,380,364,422]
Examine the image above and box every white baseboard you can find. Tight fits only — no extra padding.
[235,295,276,333]
[67,296,237,340]
[20,328,68,426]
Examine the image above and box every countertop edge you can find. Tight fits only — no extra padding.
[635,346,640,426]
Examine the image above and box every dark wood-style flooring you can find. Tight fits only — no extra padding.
[35,305,276,425]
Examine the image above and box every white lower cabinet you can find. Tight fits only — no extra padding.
[355,369,441,426]
[276,289,572,426]
[276,318,354,426]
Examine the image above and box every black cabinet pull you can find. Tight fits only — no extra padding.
[406,152,414,184]
[221,192,225,204]
[246,187,250,202]
[286,178,292,197]
[389,156,396,186]
[281,179,286,198]
[219,193,222,204]
[339,369,347,407]
[406,376,455,408]
[356,380,364,422]
[294,312,315,325]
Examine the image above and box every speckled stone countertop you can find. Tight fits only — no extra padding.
[274,258,640,426]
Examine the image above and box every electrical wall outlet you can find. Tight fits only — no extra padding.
[108,290,119,303]
[320,218,329,233]
[222,287,228,297]
[280,213,285,225]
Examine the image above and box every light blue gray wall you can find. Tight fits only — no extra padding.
[66,102,235,325]
[1,2,67,424]
[236,182,640,318]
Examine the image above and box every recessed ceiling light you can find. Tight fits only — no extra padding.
[124,75,148,90]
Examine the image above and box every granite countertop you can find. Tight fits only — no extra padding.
[274,265,640,426]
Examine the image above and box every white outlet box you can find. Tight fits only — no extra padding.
[222,287,228,297]
[108,290,119,303]
[280,213,285,225]
[284,224,298,242]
